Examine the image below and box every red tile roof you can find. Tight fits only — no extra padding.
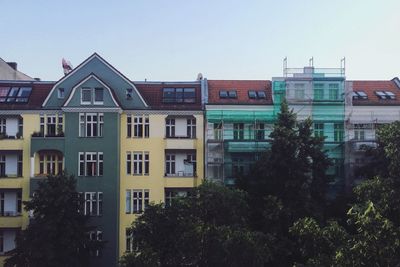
[207,80,272,105]
[351,79,400,105]
[134,82,202,110]
[0,82,54,110]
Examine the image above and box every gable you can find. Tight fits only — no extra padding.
[63,75,119,108]
[43,54,147,109]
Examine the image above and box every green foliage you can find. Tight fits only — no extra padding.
[5,173,103,267]
[120,182,272,267]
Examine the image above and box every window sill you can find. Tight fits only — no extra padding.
[164,136,197,139]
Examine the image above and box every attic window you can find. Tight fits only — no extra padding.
[58,88,65,99]
[162,88,196,103]
[352,91,368,100]
[228,90,237,98]
[375,91,396,100]
[219,90,228,98]
[0,86,32,103]
[94,88,104,104]
[248,90,257,99]
[126,88,133,100]
[257,91,267,99]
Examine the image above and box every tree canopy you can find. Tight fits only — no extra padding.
[5,173,103,267]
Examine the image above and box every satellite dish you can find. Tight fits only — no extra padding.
[197,73,203,80]
[62,58,73,75]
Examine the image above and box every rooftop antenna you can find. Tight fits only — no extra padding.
[62,58,73,75]
[309,57,314,67]
[283,57,287,77]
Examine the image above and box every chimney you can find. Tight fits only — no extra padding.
[391,77,400,89]
[7,62,17,71]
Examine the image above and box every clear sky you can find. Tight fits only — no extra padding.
[1,0,399,81]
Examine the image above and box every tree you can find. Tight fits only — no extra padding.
[5,173,103,267]
[237,100,331,265]
[120,182,272,267]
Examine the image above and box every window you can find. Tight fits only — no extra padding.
[354,124,367,140]
[165,154,175,175]
[0,193,4,215]
[144,116,149,138]
[0,87,32,103]
[162,88,196,103]
[94,88,104,104]
[165,189,192,206]
[133,152,143,175]
[58,88,65,99]
[126,88,133,100]
[78,152,103,176]
[186,154,196,176]
[18,117,23,137]
[133,116,143,138]
[126,228,133,252]
[144,152,149,175]
[232,158,245,177]
[187,118,196,138]
[79,113,104,137]
[213,123,222,140]
[0,230,2,253]
[127,116,132,137]
[84,192,103,216]
[0,118,6,133]
[0,155,5,177]
[166,119,175,137]
[126,189,150,214]
[81,88,92,104]
[334,123,344,142]
[126,153,132,175]
[46,115,56,136]
[233,123,244,140]
[219,90,228,98]
[38,114,63,137]
[17,154,22,177]
[127,115,149,138]
[352,91,368,100]
[314,123,324,137]
[248,90,257,99]
[46,155,56,175]
[375,91,396,100]
[255,123,265,140]
[17,191,22,213]
[228,90,237,98]
[127,152,149,176]
[329,84,339,100]
[89,231,103,257]
[257,91,267,99]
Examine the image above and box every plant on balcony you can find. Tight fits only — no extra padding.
[31,131,44,137]
[5,172,104,267]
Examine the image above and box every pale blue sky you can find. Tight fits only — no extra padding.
[1,0,399,81]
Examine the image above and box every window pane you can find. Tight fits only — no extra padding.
[82,89,91,102]
[95,88,104,102]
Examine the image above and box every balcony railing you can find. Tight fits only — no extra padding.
[0,211,21,217]
[31,131,65,138]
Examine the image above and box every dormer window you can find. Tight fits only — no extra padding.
[352,91,368,100]
[248,91,257,99]
[375,91,396,100]
[228,90,237,98]
[126,88,133,100]
[219,90,228,98]
[257,91,266,99]
[58,88,65,99]
[81,88,92,104]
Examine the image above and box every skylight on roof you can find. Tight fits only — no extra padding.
[353,91,368,100]
[375,91,396,100]
[0,86,32,103]
[257,91,267,99]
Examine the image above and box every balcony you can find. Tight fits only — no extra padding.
[0,135,24,150]
[165,150,196,178]
[226,141,270,153]
[31,133,65,156]
[165,137,197,150]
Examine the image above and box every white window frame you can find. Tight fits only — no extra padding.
[166,119,175,138]
[165,154,175,176]
[79,113,104,137]
[127,189,150,214]
[57,88,65,99]
[0,118,6,133]
[133,116,143,138]
[94,88,104,105]
[81,88,92,105]
[144,152,149,175]
[126,152,132,175]
[133,152,143,175]
[78,152,103,177]
[84,192,103,216]
[187,118,196,138]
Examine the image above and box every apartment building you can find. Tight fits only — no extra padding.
[0,54,400,265]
